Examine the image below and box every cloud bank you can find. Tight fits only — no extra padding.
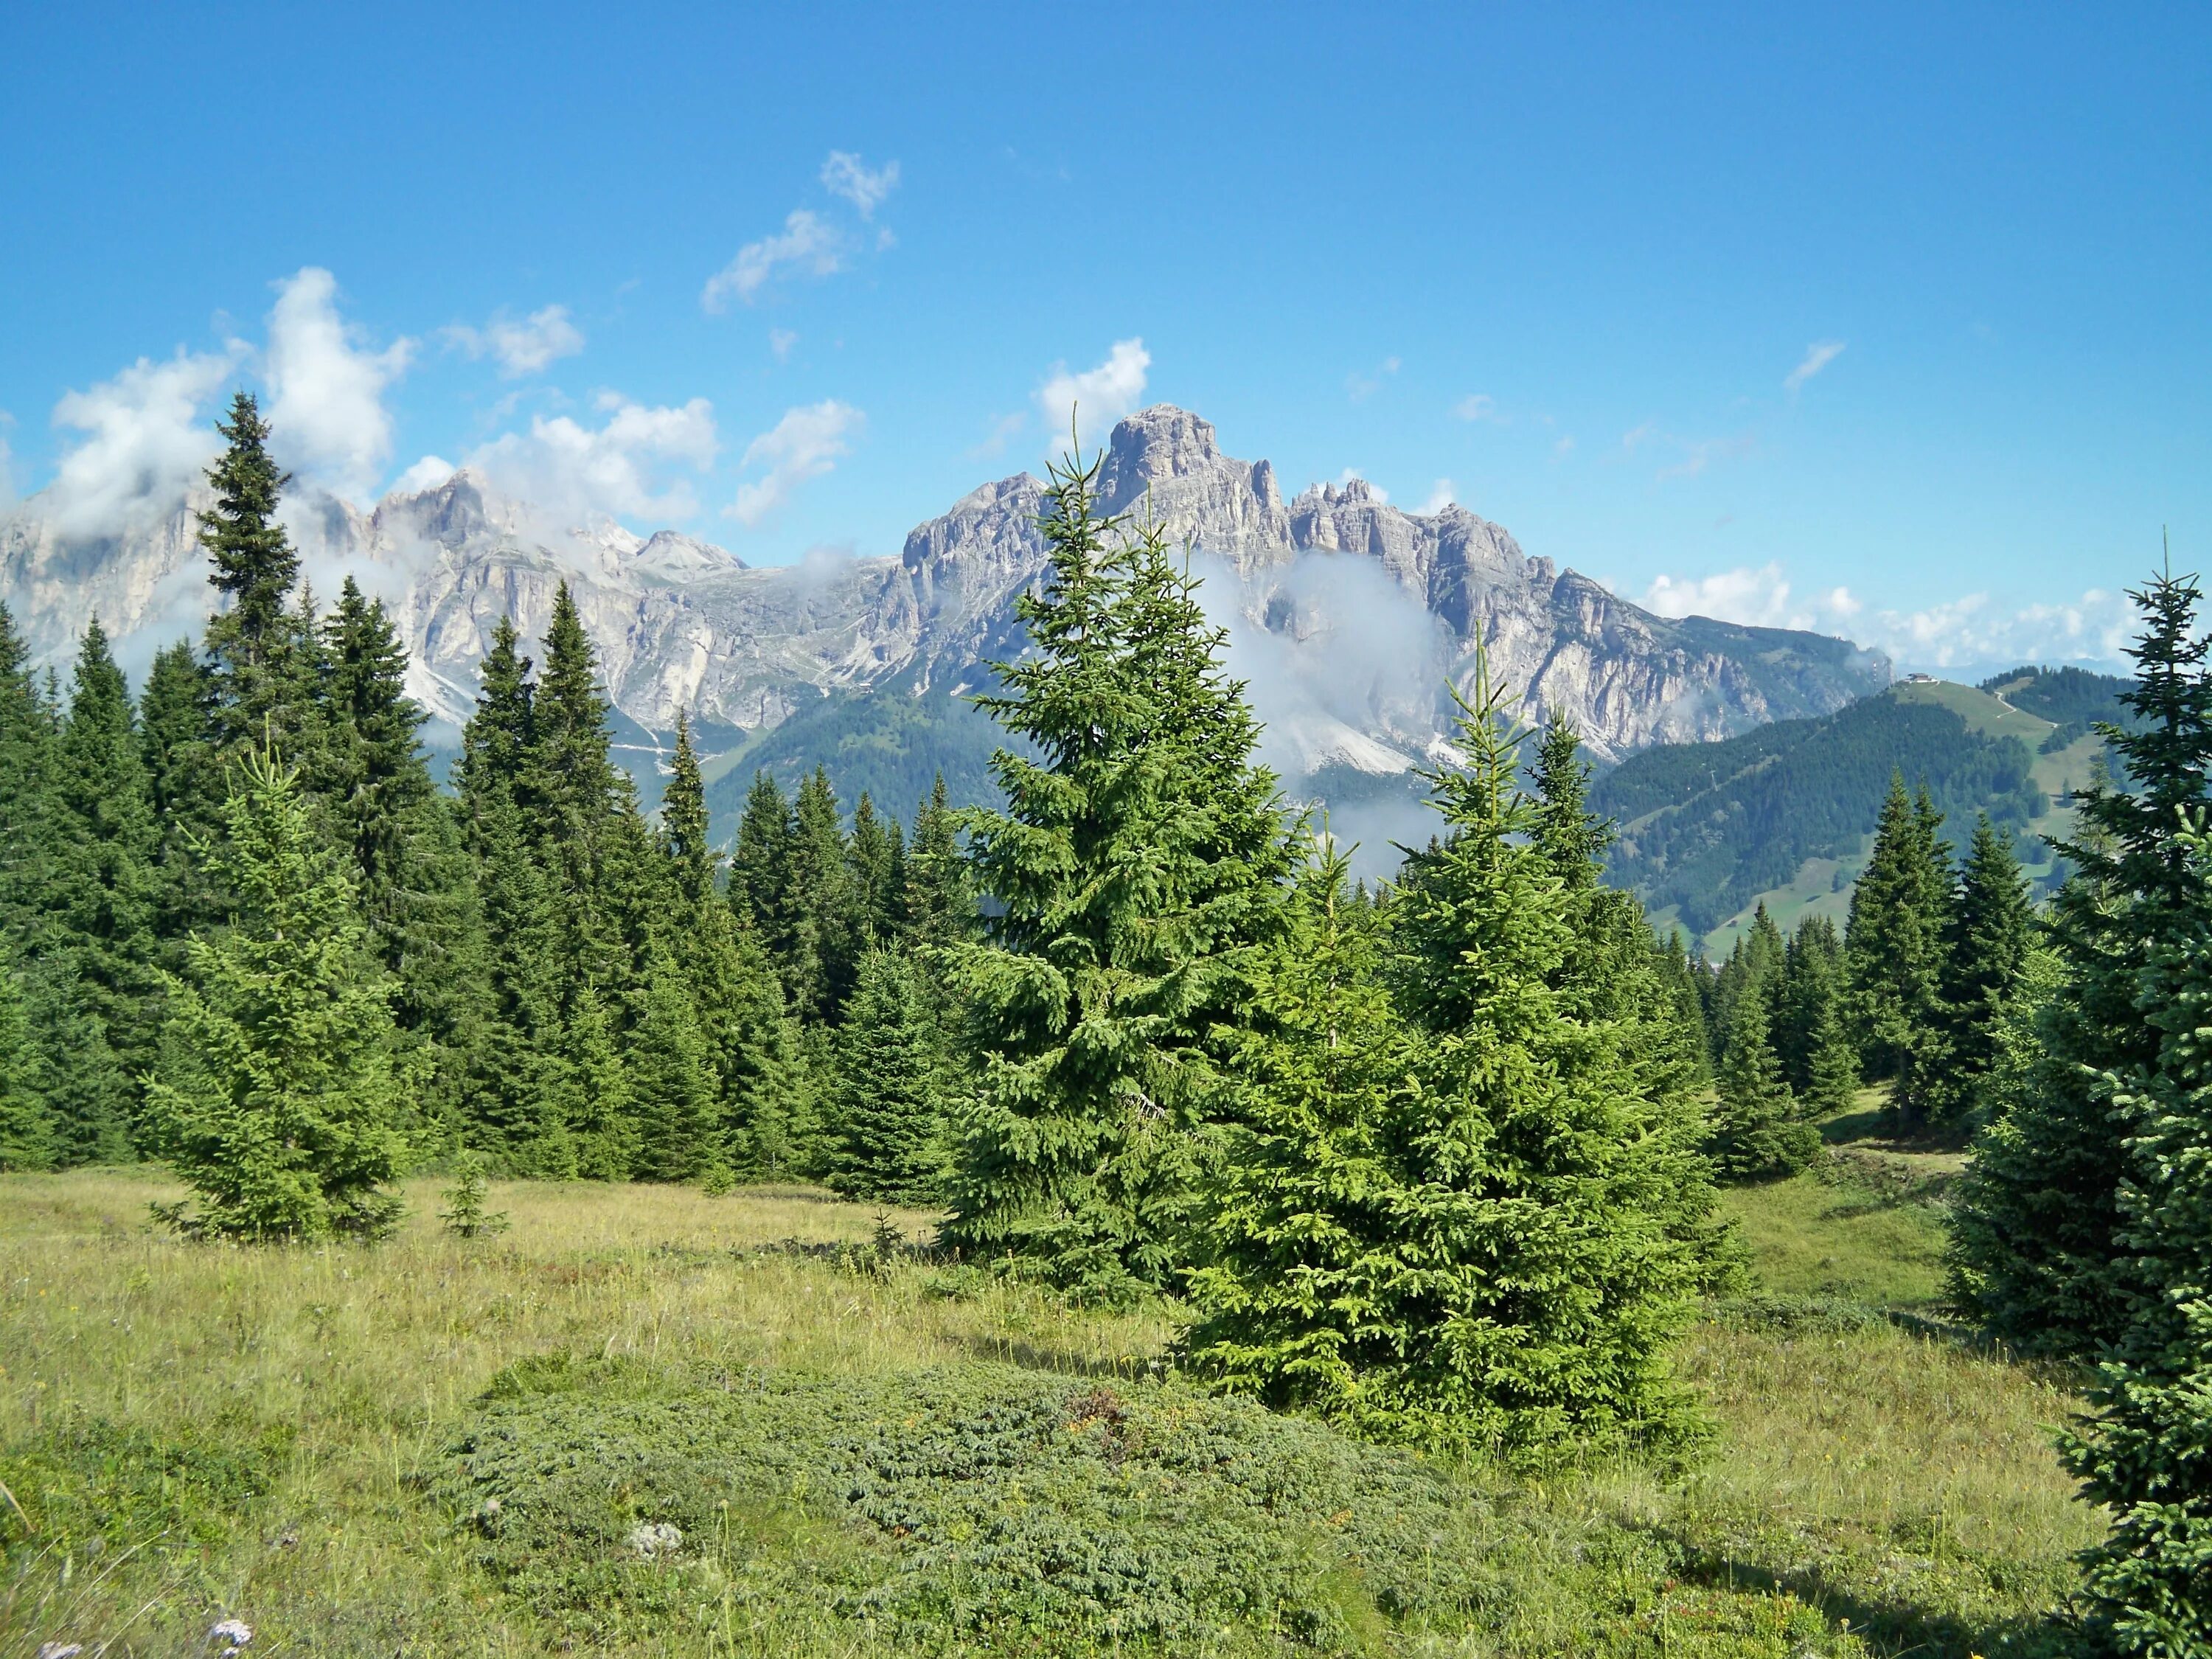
[265,267,414,504]
[445,305,585,378]
[467,394,718,524]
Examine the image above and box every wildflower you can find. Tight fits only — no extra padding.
[37,1644,85,1659]
[210,1618,253,1656]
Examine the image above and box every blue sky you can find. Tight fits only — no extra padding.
[3,2,2207,671]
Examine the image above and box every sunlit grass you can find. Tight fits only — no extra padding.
[0,1165,2098,1657]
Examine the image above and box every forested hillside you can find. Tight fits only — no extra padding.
[1593,670,2123,944]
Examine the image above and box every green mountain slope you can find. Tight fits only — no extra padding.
[1593,669,2128,950]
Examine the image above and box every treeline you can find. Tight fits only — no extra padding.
[1597,691,2046,934]
[1682,773,2038,1146]
[0,393,968,1206]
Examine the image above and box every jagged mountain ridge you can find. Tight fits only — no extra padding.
[0,405,1889,774]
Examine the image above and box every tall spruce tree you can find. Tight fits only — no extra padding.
[1708,980,1819,1182]
[825,949,944,1204]
[145,748,411,1240]
[942,448,1293,1296]
[198,394,311,751]
[1377,649,1717,1459]
[2060,808,2212,1653]
[1932,813,2035,1124]
[1952,568,2212,1359]
[0,604,54,950]
[0,945,51,1172]
[35,620,161,1160]
[788,768,864,1023]
[1183,837,1418,1421]
[139,639,226,956]
[1847,772,1954,1130]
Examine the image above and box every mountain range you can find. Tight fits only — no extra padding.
[0,405,1891,835]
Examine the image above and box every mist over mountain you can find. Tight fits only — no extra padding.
[0,405,1890,833]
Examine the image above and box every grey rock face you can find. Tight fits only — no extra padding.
[0,406,1887,770]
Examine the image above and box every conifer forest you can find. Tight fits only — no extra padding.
[10,400,2212,1658]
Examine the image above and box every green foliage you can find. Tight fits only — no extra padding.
[1596,693,2040,935]
[1846,774,1954,1128]
[1950,569,2212,1361]
[2061,809,2212,1655]
[144,748,413,1241]
[0,944,50,1171]
[440,1150,510,1239]
[1376,650,1717,1461]
[1932,813,2036,1123]
[1708,981,1819,1183]
[197,392,299,669]
[942,448,1292,1297]
[825,950,944,1205]
[1181,837,1418,1420]
[0,1417,289,1562]
[437,1358,1513,1655]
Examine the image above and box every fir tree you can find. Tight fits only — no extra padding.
[1932,813,2035,1124]
[942,448,1293,1295]
[730,769,796,954]
[558,981,630,1180]
[902,772,973,953]
[1182,838,1416,1419]
[847,791,900,943]
[0,945,52,1172]
[145,748,412,1241]
[788,768,863,1022]
[1708,980,1819,1182]
[139,639,226,955]
[0,603,55,947]
[658,713,715,908]
[825,949,943,1204]
[1847,772,1953,1130]
[1951,568,2212,1358]
[1377,649,1717,1459]
[199,394,313,751]
[36,619,161,1159]
[626,950,717,1182]
[2060,809,2212,1653]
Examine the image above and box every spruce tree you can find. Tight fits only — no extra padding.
[0,603,55,949]
[0,946,52,1172]
[2060,810,2212,1654]
[139,639,226,956]
[1708,980,1820,1182]
[1183,838,1416,1419]
[942,448,1293,1295]
[825,949,943,1204]
[1375,650,1716,1458]
[558,981,630,1180]
[1951,568,2212,1359]
[36,620,161,1159]
[787,768,863,1023]
[144,748,412,1240]
[847,791,900,943]
[626,950,717,1183]
[902,772,973,953]
[1932,813,2035,1124]
[198,394,312,751]
[730,769,796,958]
[1847,772,1953,1130]
[658,714,714,908]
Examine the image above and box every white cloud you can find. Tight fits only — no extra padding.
[1451,393,1499,423]
[265,267,413,504]
[1784,339,1846,394]
[727,400,864,527]
[1416,479,1455,515]
[820,150,900,218]
[1034,338,1150,454]
[1346,356,1400,402]
[46,346,242,537]
[702,209,844,311]
[1641,562,1818,629]
[467,396,718,524]
[1658,434,1755,479]
[1869,588,2132,670]
[445,305,585,378]
[393,454,457,495]
[769,328,799,363]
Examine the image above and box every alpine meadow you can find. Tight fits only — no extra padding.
[4,10,2209,1655]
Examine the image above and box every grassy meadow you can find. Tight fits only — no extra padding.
[1,1126,2101,1658]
